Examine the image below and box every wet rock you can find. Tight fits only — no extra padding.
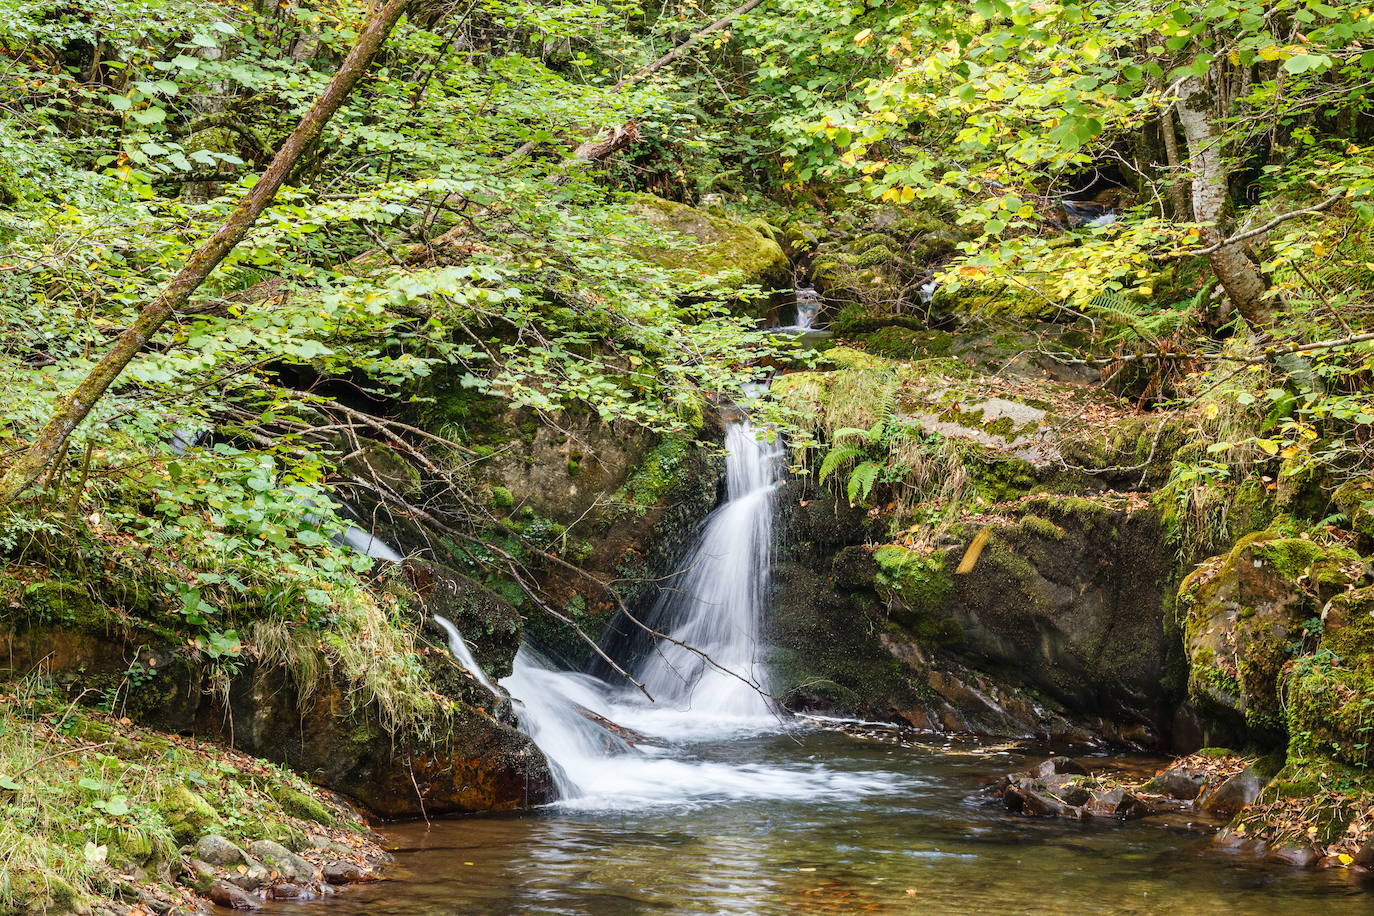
[1198,768,1264,817]
[1152,762,1208,801]
[208,882,261,910]
[196,836,250,868]
[183,858,218,894]
[1004,783,1081,818]
[1354,837,1374,868]
[322,861,367,885]
[247,840,314,883]
[266,883,307,900]
[226,864,272,892]
[1031,756,1087,778]
[1271,845,1321,868]
[1084,787,1153,820]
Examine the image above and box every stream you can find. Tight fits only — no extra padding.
[305,393,1371,915]
[303,728,1369,915]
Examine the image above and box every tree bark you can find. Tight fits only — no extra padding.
[0,0,413,501]
[1159,106,1190,221]
[1175,74,1277,327]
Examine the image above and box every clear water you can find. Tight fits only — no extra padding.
[433,615,499,695]
[301,729,1370,915]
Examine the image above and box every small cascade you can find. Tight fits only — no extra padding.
[777,287,821,331]
[336,525,404,563]
[433,614,498,695]
[627,420,781,724]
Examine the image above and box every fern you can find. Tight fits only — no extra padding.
[818,445,864,484]
[846,461,882,504]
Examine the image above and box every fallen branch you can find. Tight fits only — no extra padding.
[1049,329,1374,368]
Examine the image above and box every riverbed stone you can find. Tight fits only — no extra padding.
[247,840,314,883]
[208,881,261,910]
[322,861,367,885]
[1198,768,1264,817]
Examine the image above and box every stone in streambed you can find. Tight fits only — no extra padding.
[208,881,261,910]
[1084,787,1153,819]
[1198,768,1264,817]
[322,861,368,885]
[1271,845,1321,868]
[1031,756,1088,778]
[247,840,314,883]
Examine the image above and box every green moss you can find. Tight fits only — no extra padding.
[160,785,222,844]
[862,327,954,360]
[267,785,337,827]
[489,485,515,509]
[626,194,789,304]
[873,546,959,646]
[1019,514,1067,541]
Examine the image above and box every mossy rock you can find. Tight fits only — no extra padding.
[267,784,337,827]
[1333,477,1374,541]
[872,546,959,646]
[160,784,222,844]
[627,194,790,309]
[1180,530,1363,741]
[863,327,954,360]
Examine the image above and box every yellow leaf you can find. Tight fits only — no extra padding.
[854,28,873,47]
[1257,45,1287,61]
[1339,854,1354,865]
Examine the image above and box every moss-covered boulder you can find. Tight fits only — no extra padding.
[627,194,790,309]
[1333,477,1374,542]
[1180,530,1364,741]
[946,498,1179,734]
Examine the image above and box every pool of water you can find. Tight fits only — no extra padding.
[302,728,1370,915]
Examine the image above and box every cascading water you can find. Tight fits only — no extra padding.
[433,614,498,695]
[497,417,890,809]
[627,419,781,724]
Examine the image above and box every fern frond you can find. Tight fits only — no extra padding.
[818,445,864,484]
[847,460,882,504]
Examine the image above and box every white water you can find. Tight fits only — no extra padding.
[496,420,897,809]
[433,614,498,695]
[629,420,781,722]
[776,289,821,331]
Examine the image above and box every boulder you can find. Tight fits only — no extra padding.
[1198,768,1265,817]
[1030,757,1087,778]
[209,881,262,910]
[247,840,314,884]
[1271,845,1321,868]
[196,836,251,868]
[1084,787,1154,820]
[626,194,790,310]
[1180,531,1362,739]
[322,861,368,885]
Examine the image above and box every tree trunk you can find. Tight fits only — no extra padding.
[0,0,413,501]
[1159,106,1190,221]
[1175,74,1277,326]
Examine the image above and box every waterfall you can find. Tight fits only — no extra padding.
[433,614,498,695]
[490,418,869,809]
[779,288,821,331]
[628,420,781,723]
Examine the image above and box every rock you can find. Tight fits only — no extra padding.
[1198,768,1264,817]
[322,861,367,885]
[626,194,790,309]
[1271,845,1321,868]
[1031,756,1087,778]
[182,858,218,894]
[208,882,261,910]
[267,883,307,900]
[1084,787,1154,820]
[161,786,221,844]
[1180,532,1362,739]
[1354,837,1374,868]
[1003,781,1083,818]
[226,865,272,892]
[196,836,250,868]
[1153,763,1207,801]
[247,840,314,883]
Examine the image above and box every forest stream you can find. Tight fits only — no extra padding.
[298,731,1369,916]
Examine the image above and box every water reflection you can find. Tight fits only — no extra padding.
[303,731,1370,916]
